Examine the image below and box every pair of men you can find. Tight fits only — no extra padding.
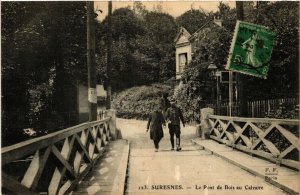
[147,95,185,152]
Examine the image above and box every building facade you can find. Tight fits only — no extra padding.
[174,18,223,80]
[174,27,192,80]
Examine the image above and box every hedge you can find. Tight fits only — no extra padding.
[112,84,172,120]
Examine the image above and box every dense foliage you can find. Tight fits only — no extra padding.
[96,6,177,91]
[1,1,298,145]
[112,84,172,120]
[174,1,299,121]
[1,2,178,145]
[174,23,232,121]
[2,2,87,146]
[176,9,208,34]
[243,1,299,99]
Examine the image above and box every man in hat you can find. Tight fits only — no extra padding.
[159,92,171,117]
[165,97,185,151]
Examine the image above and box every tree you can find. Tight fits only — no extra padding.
[133,1,147,20]
[176,9,208,34]
[142,11,177,81]
[174,1,299,121]
[96,8,145,91]
[216,2,236,32]
[241,1,299,99]
[106,8,145,42]
[1,2,88,146]
[96,7,177,91]
[2,2,49,145]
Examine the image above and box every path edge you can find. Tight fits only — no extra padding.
[191,139,299,195]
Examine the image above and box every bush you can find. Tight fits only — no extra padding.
[173,82,202,123]
[264,103,299,119]
[112,83,172,120]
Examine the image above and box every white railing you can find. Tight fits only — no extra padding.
[2,116,115,195]
[208,115,300,170]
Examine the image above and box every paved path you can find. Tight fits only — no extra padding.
[118,118,288,195]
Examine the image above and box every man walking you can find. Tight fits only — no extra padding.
[166,98,185,151]
[159,92,170,117]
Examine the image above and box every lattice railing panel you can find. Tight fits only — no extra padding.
[208,115,300,170]
[2,117,113,195]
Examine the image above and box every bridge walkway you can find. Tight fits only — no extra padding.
[118,119,290,195]
[71,139,129,195]
[193,139,300,195]
[70,118,298,195]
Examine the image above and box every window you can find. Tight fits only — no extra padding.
[179,53,187,73]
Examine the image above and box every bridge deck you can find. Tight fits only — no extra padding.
[71,119,297,195]
[193,139,300,195]
[71,139,129,195]
[118,119,291,195]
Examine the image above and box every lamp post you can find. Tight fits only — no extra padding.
[207,63,218,113]
[215,71,221,115]
[106,1,112,109]
[87,1,97,121]
[236,1,247,117]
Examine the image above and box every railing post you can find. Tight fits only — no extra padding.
[105,109,117,140]
[200,108,214,139]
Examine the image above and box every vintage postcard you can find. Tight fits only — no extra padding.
[1,1,299,195]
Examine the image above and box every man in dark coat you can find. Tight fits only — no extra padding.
[159,92,171,117]
[147,106,166,152]
[165,98,185,151]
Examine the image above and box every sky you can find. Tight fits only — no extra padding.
[94,1,236,21]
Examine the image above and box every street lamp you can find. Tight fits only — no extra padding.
[207,63,221,115]
[207,63,217,112]
[207,63,217,77]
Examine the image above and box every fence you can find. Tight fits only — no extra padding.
[207,115,300,170]
[2,111,116,195]
[204,101,239,116]
[248,97,299,118]
[204,97,299,118]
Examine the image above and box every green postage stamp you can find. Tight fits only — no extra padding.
[226,20,275,79]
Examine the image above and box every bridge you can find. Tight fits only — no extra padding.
[2,110,300,195]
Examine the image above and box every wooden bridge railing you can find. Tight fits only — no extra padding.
[207,115,300,170]
[2,113,116,195]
